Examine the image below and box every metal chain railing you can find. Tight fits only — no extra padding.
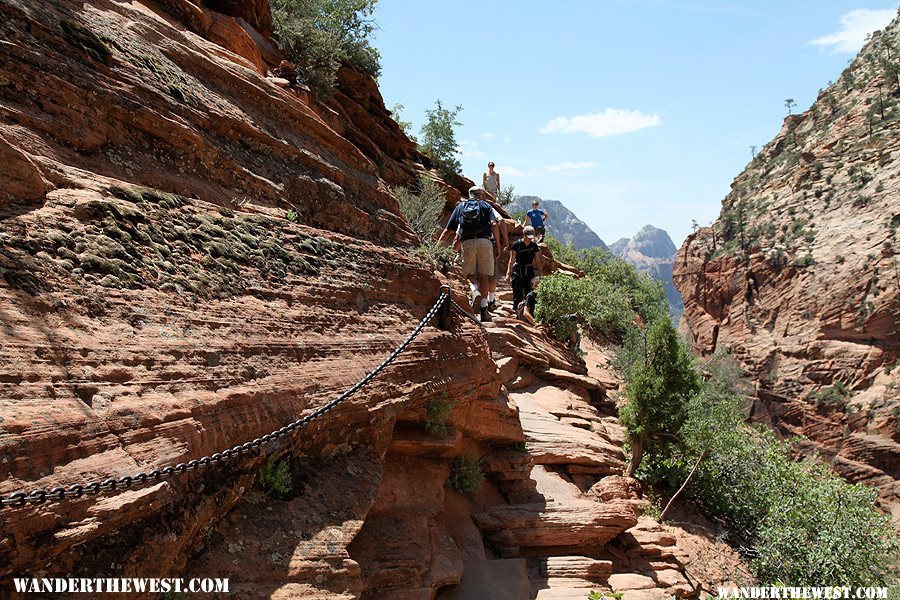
[0,286,461,509]
[448,296,485,328]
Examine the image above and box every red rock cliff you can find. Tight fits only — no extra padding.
[675,16,900,520]
[0,1,749,597]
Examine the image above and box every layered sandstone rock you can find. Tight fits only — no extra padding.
[675,15,900,518]
[0,0,750,597]
[0,0,482,592]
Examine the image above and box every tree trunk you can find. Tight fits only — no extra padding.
[626,437,644,477]
[659,449,707,522]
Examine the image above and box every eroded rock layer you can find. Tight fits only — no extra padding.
[1,0,751,596]
[675,16,900,517]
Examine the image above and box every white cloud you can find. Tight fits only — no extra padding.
[545,161,595,172]
[481,132,496,141]
[496,165,534,177]
[539,109,662,138]
[456,140,485,159]
[809,8,895,54]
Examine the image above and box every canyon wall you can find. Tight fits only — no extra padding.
[675,15,900,519]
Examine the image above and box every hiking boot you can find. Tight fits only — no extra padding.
[488,299,496,312]
[480,306,492,323]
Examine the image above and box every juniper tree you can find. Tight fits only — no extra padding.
[784,98,796,115]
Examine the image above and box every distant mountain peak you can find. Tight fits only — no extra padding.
[508,196,607,251]
[610,224,683,319]
[626,225,677,259]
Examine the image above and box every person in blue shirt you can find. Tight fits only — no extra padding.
[522,199,549,242]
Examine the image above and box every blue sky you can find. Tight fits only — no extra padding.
[372,1,898,246]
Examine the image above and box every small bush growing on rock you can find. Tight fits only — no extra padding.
[588,591,623,600]
[394,177,445,242]
[258,455,292,497]
[792,253,815,268]
[425,393,455,437]
[495,184,517,207]
[449,454,484,495]
[394,177,455,267]
[270,0,381,93]
[812,380,850,406]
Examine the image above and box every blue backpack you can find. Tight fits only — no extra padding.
[459,199,487,238]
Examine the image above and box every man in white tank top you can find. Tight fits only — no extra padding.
[483,162,500,199]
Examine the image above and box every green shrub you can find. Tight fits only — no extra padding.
[813,381,850,406]
[617,316,700,476]
[449,454,483,495]
[533,247,666,343]
[588,591,623,600]
[425,393,455,437]
[394,176,445,242]
[495,184,517,206]
[563,246,666,325]
[270,0,380,94]
[258,455,292,497]
[394,176,455,267]
[792,253,815,267]
[640,354,900,587]
[390,102,415,139]
[418,100,463,179]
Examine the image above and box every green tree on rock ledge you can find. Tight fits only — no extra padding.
[418,100,463,179]
[618,316,700,476]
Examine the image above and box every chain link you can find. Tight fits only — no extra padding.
[449,297,485,328]
[0,289,452,509]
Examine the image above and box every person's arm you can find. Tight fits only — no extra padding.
[542,209,549,222]
[507,244,516,278]
[523,302,536,325]
[491,221,500,256]
[439,206,460,245]
[497,173,501,191]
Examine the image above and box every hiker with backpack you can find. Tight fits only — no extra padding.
[506,225,542,310]
[439,186,501,322]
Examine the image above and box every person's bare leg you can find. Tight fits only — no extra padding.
[478,273,490,300]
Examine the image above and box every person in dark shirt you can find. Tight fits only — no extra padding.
[516,288,538,325]
[506,225,542,309]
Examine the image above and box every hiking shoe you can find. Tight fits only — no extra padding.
[480,306,492,322]
[488,299,496,312]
